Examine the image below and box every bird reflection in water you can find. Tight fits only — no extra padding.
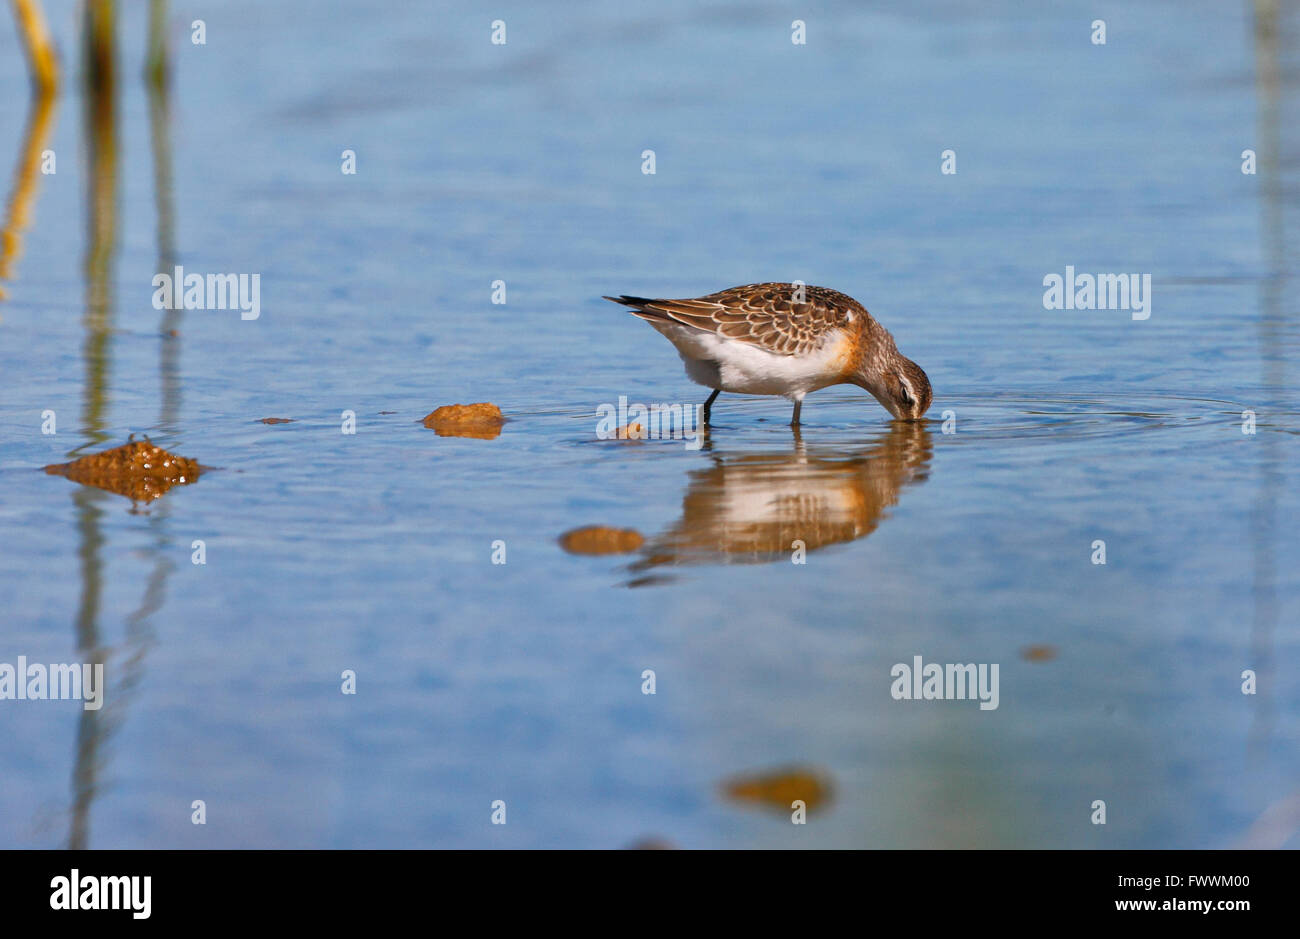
[627,422,931,582]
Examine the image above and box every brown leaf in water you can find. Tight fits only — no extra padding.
[558,526,644,555]
[1020,644,1058,663]
[259,417,295,424]
[422,402,504,439]
[614,422,644,440]
[45,439,201,503]
[721,766,833,812]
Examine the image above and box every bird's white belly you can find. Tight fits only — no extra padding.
[653,323,848,398]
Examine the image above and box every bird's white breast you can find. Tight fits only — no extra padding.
[651,322,850,399]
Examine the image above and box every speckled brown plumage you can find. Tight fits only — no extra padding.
[604,283,886,360]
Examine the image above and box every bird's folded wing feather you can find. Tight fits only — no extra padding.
[610,283,862,357]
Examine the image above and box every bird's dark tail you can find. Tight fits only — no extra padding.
[603,294,655,308]
[603,294,676,323]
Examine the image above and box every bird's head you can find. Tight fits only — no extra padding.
[858,354,932,421]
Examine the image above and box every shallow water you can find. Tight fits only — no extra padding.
[1,1,1298,848]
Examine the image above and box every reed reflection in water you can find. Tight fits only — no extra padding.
[3,0,186,849]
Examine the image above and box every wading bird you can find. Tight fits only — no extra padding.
[605,283,932,425]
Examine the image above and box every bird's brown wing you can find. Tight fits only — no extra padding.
[604,283,864,356]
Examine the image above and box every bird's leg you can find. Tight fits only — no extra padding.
[790,399,802,426]
[702,388,720,426]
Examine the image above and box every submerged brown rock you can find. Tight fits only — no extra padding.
[422,403,504,439]
[721,766,833,812]
[558,526,645,555]
[44,438,201,503]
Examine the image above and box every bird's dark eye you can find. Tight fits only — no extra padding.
[897,375,915,406]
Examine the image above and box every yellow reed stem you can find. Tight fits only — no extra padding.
[11,0,59,92]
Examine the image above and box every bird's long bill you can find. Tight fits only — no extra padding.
[861,381,906,420]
